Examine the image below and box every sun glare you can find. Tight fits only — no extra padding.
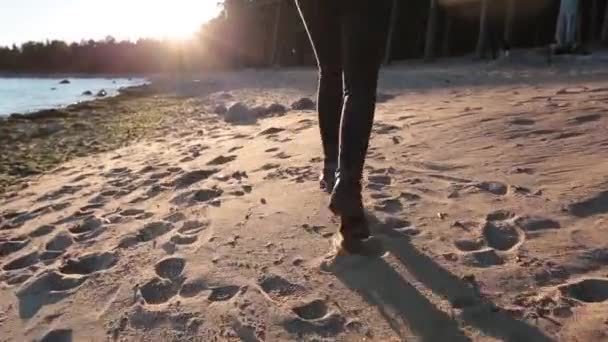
[114,1,222,41]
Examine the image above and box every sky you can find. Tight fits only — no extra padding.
[0,0,223,46]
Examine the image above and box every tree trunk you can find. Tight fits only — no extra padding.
[476,0,489,58]
[590,0,599,41]
[442,12,452,57]
[384,0,399,65]
[271,1,283,67]
[603,0,608,43]
[555,0,579,48]
[424,0,439,61]
[504,0,515,47]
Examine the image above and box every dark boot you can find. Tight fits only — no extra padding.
[329,172,370,241]
[319,162,337,193]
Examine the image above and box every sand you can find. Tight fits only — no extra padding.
[2,54,608,341]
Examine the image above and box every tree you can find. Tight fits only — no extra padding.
[504,0,515,48]
[424,0,438,61]
[602,0,608,43]
[476,0,489,58]
[384,0,399,65]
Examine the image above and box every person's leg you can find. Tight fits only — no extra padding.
[295,0,343,192]
[329,0,391,238]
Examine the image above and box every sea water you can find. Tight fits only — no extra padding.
[0,77,146,116]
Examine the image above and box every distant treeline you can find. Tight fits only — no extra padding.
[1,0,607,74]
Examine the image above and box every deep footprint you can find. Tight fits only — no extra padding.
[179,277,207,298]
[46,232,74,252]
[29,224,56,238]
[137,221,175,242]
[69,217,103,234]
[3,251,39,271]
[207,155,237,166]
[39,329,73,342]
[208,285,240,302]
[140,277,180,304]
[174,169,219,189]
[482,221,522,251]
[178,220,207,235]
[292,299,328,320]
[258,274,304,298]
[463,249,504,267]
[559,278,608,303]
[515,216,560,231]
[155,257,186,280]
[59,252,117,275]
[170,234,198,245]
[476,181,508,196]
[0,238,30,257]
[454,239,485,252]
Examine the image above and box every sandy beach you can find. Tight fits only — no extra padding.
[2,54,608,341]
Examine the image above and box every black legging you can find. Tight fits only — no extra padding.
[296,0,391,180]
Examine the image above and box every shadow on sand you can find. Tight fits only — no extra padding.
[328,212,555,342]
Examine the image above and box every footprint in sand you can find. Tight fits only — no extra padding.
[2,251,39,271]
[155,257,186,280]
[570,113,602,125]
[28,224,56,238]
[139,277,181,305]
[179,277,208,298]
[1,211,38,230]
[178,220,208,235]
[265,147,280,153]
[454,239,485,252]
[117,221,175,249]
[273,152,291,160]
[164,212,187,223]
[283,312,345,338]
[0,237,30,257]
[374,198,403,213]
[119,208,147,217]
[59,252,117,275]
[207,155,237,166]
[558,278,608,303]
[475,181,508,196]
[259,127,286,136]
[373,123,400,135]
[16,270,88,318]
[45,232,73,253]
[208,285,240,302]
[171,188,224,207]
[368,175,392,187]
[462,248,504,267]
[68,216,105,242]
[510,118,536,126]
[174,169,219,189]
[455,210,525,266]
[258,274,305,300]
[514,216,560,231]
[292,299,329,320]
[170,234,198,245]
[37,328,73,342]
[482,221,524,251]
[37,184,85,202]
[567,191,608,218]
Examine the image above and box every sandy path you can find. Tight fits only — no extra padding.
[1,61,608,341]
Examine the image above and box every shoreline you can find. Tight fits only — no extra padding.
[0,82,176,193]
[0,81,151,119]
[0,71,150,79]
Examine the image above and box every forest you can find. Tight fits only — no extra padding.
[0,0,607,74]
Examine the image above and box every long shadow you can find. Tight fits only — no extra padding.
[331,253,471,341]
[354,214,556,342]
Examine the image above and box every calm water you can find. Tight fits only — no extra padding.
[0,77,146,116]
